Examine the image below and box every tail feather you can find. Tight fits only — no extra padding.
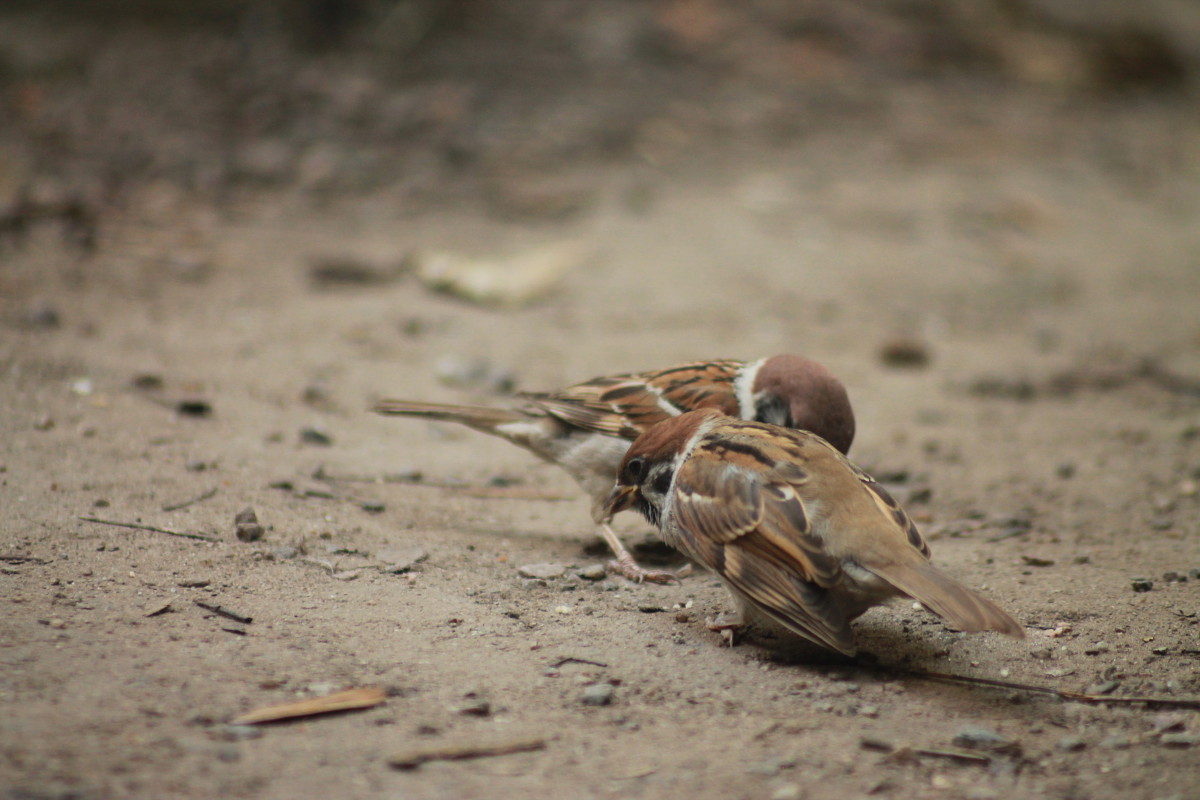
[372,399,527,433]
[868,561,1024,638]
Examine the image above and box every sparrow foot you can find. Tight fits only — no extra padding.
[603,557,681,585]
[705,612,744,647]
[598,523,686,584]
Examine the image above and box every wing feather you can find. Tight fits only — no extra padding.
[669,444,855,654]
[522,361,743,439]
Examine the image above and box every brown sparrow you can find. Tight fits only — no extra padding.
[374,356,855,582]
[599,408,1023,653]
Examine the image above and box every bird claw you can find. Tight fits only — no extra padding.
[604,557,683,585]
[705,613,743,647]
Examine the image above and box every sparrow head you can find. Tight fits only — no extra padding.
[596,408,725,526]
[751,354,855,455]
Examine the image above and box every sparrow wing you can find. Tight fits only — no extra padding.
[522,361,743,439]
[846,462,931,557]
[669,435,856,655]
[821,443,1022,637]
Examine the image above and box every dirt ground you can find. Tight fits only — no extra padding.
[3,3,1200,799]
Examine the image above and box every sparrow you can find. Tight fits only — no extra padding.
[598,408,1024,654]
[374,355,856,583]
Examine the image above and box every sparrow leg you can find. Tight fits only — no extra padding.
[598,523,682,585]
[705,612,744,647]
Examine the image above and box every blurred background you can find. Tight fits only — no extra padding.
[3,0,1198,205]
[3,0,1199,420]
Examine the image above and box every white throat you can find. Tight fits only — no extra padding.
[661,413,722,525]
[733,357,766,419]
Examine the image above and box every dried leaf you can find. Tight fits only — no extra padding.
[411,240,587,308]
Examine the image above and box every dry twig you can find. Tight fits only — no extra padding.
[78,516,217,542]
[161,487,218,512]
[388,737,547,770]
[231,687,387,725]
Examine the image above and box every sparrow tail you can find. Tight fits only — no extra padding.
[866,561,1024,638]
[372,399,528,434]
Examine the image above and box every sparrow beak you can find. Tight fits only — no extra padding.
[594,484,637,524]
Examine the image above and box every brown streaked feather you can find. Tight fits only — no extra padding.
[372,400,530,431]
[667,429,856,653]
[521,361,743,439]
[525,383,665,438]
[856,473,932,558]
[623,412,1022,651]
[863,560,1024,637]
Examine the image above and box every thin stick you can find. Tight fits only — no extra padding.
[162,487,218,512]
[897,667,1200,710]
[232,687,387,725]
[912,747,991,764]
[195,600,253,624]
[550,657,609,669]
[388,737,546,770]
[77,516,217,542]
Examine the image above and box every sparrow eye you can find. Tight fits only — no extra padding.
[625,456,647,482]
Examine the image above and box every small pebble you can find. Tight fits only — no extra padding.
[638,604,666,613]
[235,508,265,542]
[456,699,491,717]
[859,736,894,752]
[952,727,1016,752]
[879,336,930,368]
[131,373,164,391]
[1056,736,1087,752]
[377,546,427,573]
[23,303,61,329]
[1084,642,1111,655]
[268,545,299,560]
[1056,462,1076,479]
[580,683,614,706]
[33,416,55,431]
[359,500,386,513]
[1131,578,1154,593]
[299,427,332,446]
[518,563,566,580]
[1160,732,1200,748]
[576,564,607,581]
[176,399,212,417]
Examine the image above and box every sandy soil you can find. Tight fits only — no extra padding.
[3,4,1200,799]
